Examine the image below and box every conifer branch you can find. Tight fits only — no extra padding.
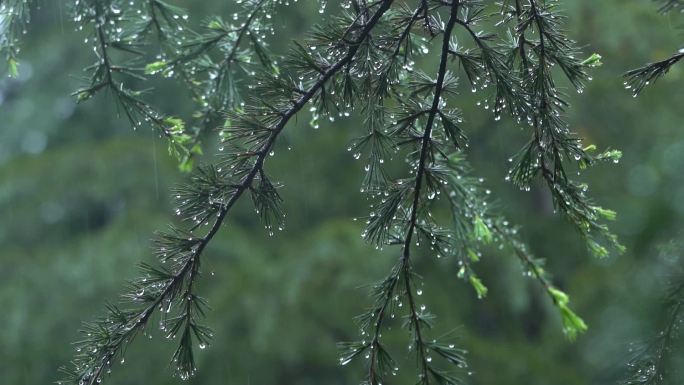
[143,0,208,171]
[624,0,682,94]
[625,51,683,96]
[344,3,473,385]
[145,0,275,171]
[151,0,275,105]
[60,1,395,384]
[0,0,31,77]
[621,250,684,385]
[0,1,633,383]
[340,1,608,383]
[433,151,588,339]
[507,0,623,258]
[71,0,195,167]
[397,2,461,382]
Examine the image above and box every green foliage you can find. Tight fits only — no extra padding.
[503,0,623,258]
[65,0,279,172]
[549,287,587,341]
[468,275,488,299]
[5,1,636,385]
[624,0,684,95]
[620,241,684,385]
[619,2,684,379]
[7,56,18,77]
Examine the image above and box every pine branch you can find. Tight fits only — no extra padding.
[145,0,275,171]
[144,0,207,171]
[397,2,461,382]
[344,3,471,385]
[69,0,276,172]
[624,0,683,95]
[0,0,31,77]
[507,0,622,258]
[443,154,589,339]
[621,261,684,384]
[0,0,629,383]
[625,50,684,96]
[150,0,275,107]
[59,1,395,384]
[71,0,195,167]
[338,2,604,383]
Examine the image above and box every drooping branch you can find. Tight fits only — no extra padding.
[344,3,469,385]
[397,2,461,383]
[505,0,622,258]
[340,7,607,382]
[0,1,627,384]
[60,2,395,384]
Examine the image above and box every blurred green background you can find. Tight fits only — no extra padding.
[1,1,684,384]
